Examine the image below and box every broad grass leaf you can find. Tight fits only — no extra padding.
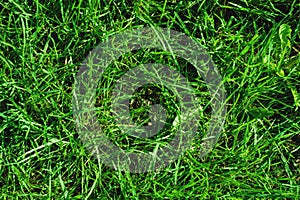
[248,107,275,118]
[279,24,292,53]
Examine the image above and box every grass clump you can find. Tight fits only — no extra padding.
[0,0,299,199]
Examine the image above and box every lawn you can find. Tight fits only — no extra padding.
[0,0,300,199]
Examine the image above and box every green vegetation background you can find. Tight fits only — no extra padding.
[0,0,299,199]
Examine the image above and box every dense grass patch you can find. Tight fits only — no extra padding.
[0,0,299,199]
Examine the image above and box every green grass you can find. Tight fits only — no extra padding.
[1,0,300,199]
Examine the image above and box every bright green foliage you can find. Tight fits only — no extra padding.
[0,0,299,199]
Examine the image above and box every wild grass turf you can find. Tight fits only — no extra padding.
[1,0,300,199]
